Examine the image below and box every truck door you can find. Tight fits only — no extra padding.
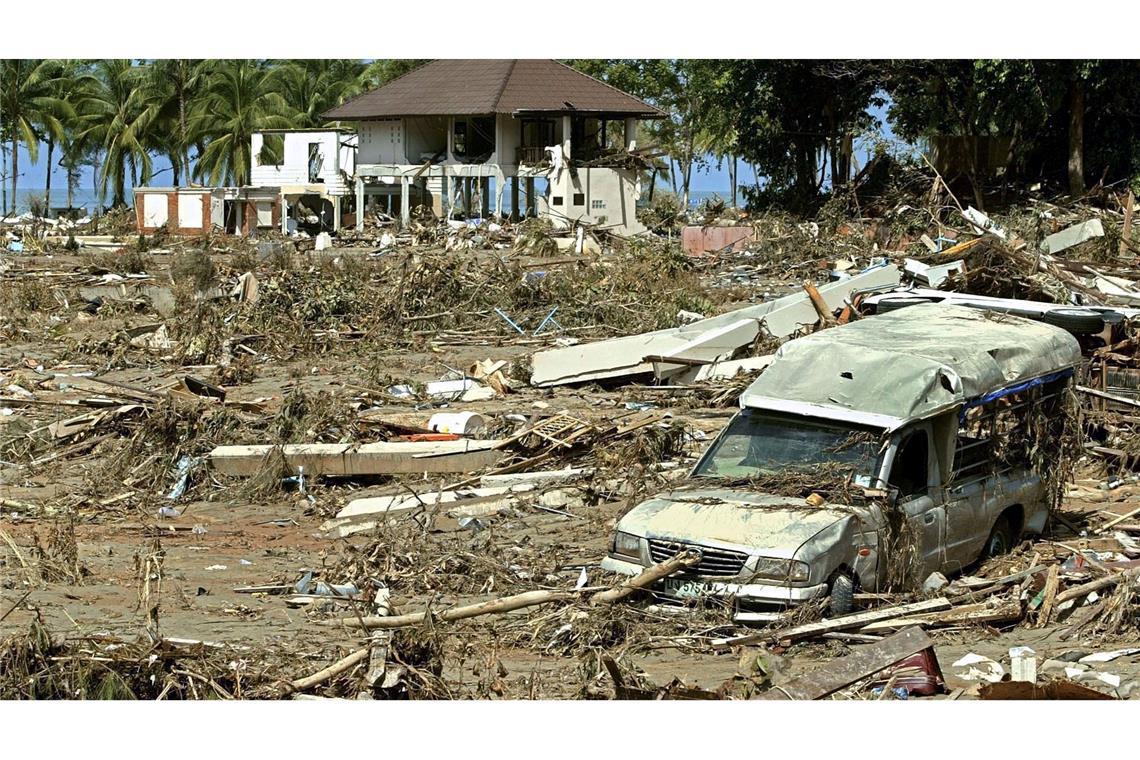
[888,427,946,580]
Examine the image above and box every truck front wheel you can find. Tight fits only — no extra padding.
[828,573,855,616]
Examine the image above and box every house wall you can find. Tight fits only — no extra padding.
[250,131,355,194]
[537,167,645,236]
[133,189,213,234]
[358,120,406,165]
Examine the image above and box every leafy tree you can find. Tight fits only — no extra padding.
[270,59,369,129]
[723,60,884,211]
[0,59,71,214]
[190,60,292,186]
[140,59,209,185]
[77,59,153,208]
[360,59,429,90]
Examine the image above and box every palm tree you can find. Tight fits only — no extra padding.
[140,59,208,185]
[40,60,85,206]
[190,60,291,186]
[77,59,153,208]
[270,59,367,129]
[0,59,70,215]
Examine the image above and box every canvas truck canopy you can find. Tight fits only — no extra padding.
[739,303,1081,428]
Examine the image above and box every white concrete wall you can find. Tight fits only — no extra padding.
[251,131,354,193]
[537,167,645,236]
[357,120,406,165]
[142,194,167,227]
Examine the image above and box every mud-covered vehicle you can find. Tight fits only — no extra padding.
[601,304,1080,619]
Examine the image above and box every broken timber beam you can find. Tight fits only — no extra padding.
[209,440,503,477]
[712,598,951,649]
[755,626,935,700]
[1055,566,1140,605]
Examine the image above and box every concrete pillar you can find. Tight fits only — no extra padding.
[510,176,519,221]
[525,177,536,217]
[280,193,288,234]
[447,118,455,162]
[624,118,637,150]
[462,177,473,215]
[333,195,342,232]
[493,173,504,218]
[400,174,410,227]
[355,176,364,232]
[562,115,572,162]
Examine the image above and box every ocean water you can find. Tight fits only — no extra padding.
[6,189,105,215]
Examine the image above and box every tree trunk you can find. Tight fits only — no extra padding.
[45,138,54,207]
[179,87,188,187]
[730,155,737,207]
[171,152,181,186]
[10,136,18,215]
[112,162,125,209]
[1,143,7,216]
[1068,80,1086,198]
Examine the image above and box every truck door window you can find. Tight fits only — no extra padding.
[890,430,929,497]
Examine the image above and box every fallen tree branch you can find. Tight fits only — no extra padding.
[590,550,700,604]
[324,551,700,630]
[285,647,370,694]
[1055,567,1140,605]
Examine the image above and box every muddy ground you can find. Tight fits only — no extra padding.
[3,240,1140,700]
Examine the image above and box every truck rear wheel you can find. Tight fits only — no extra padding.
[982,515,1015,560]
[828,573,855,617]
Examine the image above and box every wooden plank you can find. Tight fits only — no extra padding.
[1056,566,1140,605]
[209,440,503,477]
[1036,564,1061,626]
[1121,189,1134,259]
[754,627,934,700]
[861,598,1022,631]
[1099,504,1140,532]
[712,598,951,649]
[1076,385,1140,411]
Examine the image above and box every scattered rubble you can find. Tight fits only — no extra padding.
[5,164,1140,700]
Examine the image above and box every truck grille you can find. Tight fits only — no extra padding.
[647,539,748,578]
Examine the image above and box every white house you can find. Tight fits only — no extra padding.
[249,128,358,232]
[323,59,664,237]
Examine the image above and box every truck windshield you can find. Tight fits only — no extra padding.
[692,410,882,483]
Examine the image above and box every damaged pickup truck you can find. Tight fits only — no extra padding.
[602,304,1081,619]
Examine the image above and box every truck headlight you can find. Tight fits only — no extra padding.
[612,531,642,559]
[752,558,810,583]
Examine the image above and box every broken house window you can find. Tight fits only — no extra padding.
[572,193,585,207]
[308,143,324,183]
[452,117,495,163]
[692,409,880,481]
[591,199,606,210]
[552,196,564,206]
[889,430,929,498]
[519,119,555,165]
[258,134,284,166]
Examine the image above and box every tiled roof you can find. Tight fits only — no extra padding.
[324,59,664,120]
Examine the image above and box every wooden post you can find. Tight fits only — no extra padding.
[1121,190,1134,258]
[355,176,364,232]
[400,175,410,227]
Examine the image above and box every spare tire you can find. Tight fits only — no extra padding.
[874,295,944,314]
[1041,308,1105,335]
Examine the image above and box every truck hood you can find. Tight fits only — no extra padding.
[617,488,866,553]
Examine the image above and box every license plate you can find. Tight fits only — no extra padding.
[661,578,712,599]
